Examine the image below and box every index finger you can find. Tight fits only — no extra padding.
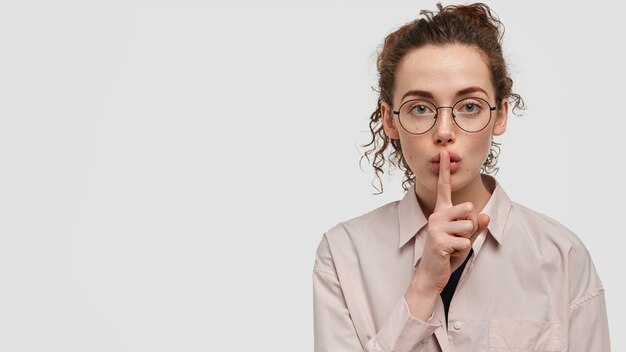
[435,150,452,210]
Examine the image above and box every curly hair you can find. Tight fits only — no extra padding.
[361,2,525,194]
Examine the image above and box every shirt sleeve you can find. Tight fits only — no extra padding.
[313,235,440,352]
[567,239,611,351]
[568,288,611,351]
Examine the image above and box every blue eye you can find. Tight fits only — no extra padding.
[401,100,435,119]
[457,100,484,115]
[412,105,428,114]
[463,104,477,112]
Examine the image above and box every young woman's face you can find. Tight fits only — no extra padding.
[381,44,508,195]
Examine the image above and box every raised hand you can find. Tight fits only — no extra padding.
[404,150,489,320]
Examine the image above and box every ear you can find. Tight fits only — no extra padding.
[492,99,508,136]
[381,101,400,139]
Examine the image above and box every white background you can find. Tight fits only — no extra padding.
[0,1,623,351]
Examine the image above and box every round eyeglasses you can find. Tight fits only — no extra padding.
[392,97,497,135]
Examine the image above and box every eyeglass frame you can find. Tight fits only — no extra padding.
[392,97,498,135]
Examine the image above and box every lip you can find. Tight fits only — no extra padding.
[430,151,462,173]
[430,151,461,163]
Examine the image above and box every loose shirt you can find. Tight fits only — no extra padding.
[313,175,610,351]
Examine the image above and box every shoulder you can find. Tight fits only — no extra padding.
[509,201,587,250]
[314,200,400,271]
[329,200,399,240]
[509,202,604,304]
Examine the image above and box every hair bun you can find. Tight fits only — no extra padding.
[435,2,504,42]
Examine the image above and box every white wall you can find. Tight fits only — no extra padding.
[0,1,622,350]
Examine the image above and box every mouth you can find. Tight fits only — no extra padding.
[430,151,462,173]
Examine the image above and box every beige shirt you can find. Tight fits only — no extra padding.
[313,176,610,351]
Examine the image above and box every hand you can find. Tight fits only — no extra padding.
[413,150,490,295]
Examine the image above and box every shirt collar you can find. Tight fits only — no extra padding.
[397,174,513,249]
[397,183,428,248]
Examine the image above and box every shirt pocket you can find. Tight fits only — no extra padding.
[488,318,561,351]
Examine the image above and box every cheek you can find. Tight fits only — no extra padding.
[478,137,493,164]
[404,149,417,170]
[465,133,493,165]
[397,135,414,160]
[397,137,422,173]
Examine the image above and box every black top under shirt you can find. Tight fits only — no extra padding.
[440,247,474,328]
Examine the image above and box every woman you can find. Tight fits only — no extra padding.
[313,3,610,351]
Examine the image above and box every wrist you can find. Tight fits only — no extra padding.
[404,286,438,322]
[404,274,440,322]
[405,281,440,305]
[411,267,443,298]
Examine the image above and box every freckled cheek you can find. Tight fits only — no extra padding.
[462,138,491,172]
[406,153,418,171]
[402,150,422,175]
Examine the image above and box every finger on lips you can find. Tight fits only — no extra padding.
[433,151,485,241]
[436,150,452,210]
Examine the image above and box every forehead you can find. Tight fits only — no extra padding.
[394,44,494,103]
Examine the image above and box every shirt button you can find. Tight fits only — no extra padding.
[453,321,463,330]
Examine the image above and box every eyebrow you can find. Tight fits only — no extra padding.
[400,86,490,102]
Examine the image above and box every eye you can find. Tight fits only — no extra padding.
[406,102,435,116]
[463,103,477,112]
[456,99,485,115]
[412,105,429,114]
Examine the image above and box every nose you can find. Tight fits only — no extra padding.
[433,107,456,145]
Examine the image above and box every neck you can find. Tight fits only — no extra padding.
[415,174,493,218]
